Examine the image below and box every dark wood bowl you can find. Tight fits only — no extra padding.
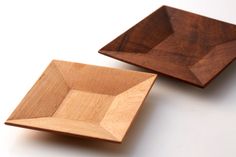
[99,5,236,87]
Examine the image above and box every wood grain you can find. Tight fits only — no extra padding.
[99,5,236,87]
[5,60,157,143]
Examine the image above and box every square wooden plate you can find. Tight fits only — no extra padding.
[99,5,236,87]
[5,60,156,143]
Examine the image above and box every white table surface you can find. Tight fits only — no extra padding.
[0,0,236,156]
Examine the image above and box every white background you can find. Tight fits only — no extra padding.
[0,0,236,157]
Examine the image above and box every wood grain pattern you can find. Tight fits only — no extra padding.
[5,60,157,143]
[99,5,236,87]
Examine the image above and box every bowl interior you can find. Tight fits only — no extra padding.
[8,60,153,121]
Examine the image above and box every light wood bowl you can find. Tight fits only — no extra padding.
[5,60,157,143]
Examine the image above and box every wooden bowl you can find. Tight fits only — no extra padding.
[5,60,156,143]
[99,5,236,87]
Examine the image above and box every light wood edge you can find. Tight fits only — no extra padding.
[6,62,70,120]
[5,117,119,142]
[52,59,157,77]
[100,75,157,142]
